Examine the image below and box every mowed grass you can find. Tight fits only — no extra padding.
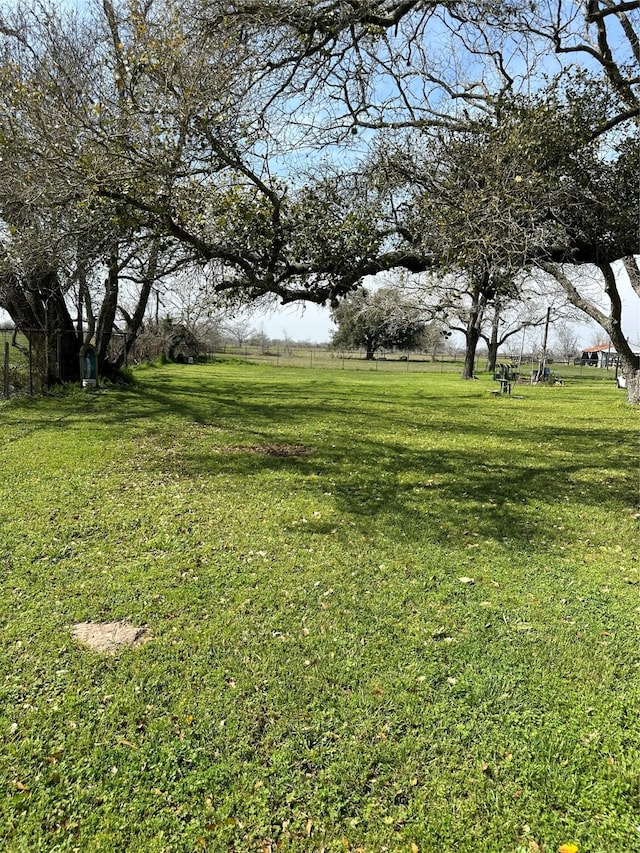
[0,362,638,853]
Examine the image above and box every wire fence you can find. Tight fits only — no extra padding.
[0,327,101,397]
[0,327,608,401]
[1,328,35,398]
[216,345,469,373]
[0,328,169,399]
[0,328,471,399]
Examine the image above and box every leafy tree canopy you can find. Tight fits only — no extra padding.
[330,286,428,358]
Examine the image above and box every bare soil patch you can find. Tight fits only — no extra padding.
[72,621,151,653]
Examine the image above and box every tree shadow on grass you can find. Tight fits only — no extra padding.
[83,376,635,552]
[4,373,633,554]
[144,421,634,553]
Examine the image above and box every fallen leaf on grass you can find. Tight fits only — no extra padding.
[205,817,239,831]
[558,844,579,853]
[458,576,475,584]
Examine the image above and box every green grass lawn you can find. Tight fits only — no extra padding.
[1,363,638,853]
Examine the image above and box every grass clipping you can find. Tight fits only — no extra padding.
[72,621,151,654]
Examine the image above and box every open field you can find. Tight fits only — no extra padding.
[214,345,623,383]
[0,362,638,852]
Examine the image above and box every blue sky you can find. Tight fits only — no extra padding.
[246,301,334,343]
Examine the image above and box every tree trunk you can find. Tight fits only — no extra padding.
[461,279,486,379]
[1,269,80,387]
[486,341,498,374]
[462,325,480,379]
[626,367,640,405]
[599,263,640,405]
[95,249,120,376]
[78,263,95,346]
[44,292,81,384]
[114,239,159,369]
[623,256,640,298]
[485,302,500,373]
[365,337,376,360]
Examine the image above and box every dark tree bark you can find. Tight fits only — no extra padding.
[365,336,376,360]
[461,278,487,380]
[1,268,80,387]
[114,239,159,369]
[95,249,120,375]
[44,290,81,385]
[485,302,501,374]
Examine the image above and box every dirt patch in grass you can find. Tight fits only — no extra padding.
[72,621,152,653]
[225,443,314,457]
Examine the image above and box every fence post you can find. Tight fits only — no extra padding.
[3,341,9,398]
